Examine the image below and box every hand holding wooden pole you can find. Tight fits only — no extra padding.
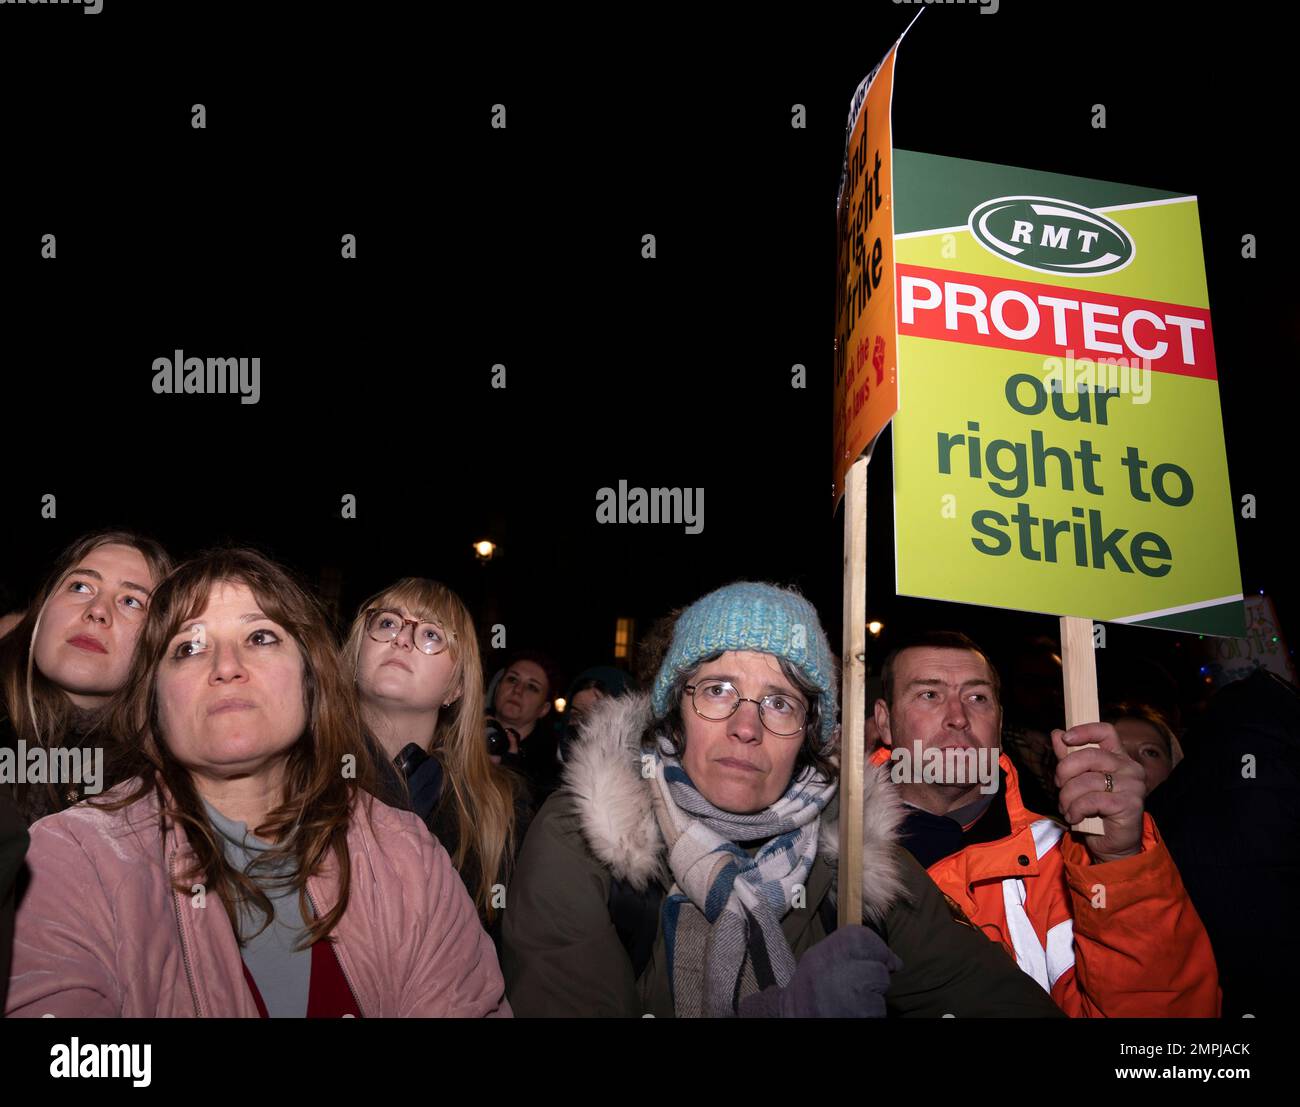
[1058,615,1104,835]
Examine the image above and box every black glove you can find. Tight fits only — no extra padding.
[739,924,902,1018]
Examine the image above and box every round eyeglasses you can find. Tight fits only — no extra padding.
[684,679,807,736]
[365,609,453,656]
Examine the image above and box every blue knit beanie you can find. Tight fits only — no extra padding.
[651,582,838,747]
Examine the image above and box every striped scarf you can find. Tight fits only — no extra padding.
[649,734,836,1017]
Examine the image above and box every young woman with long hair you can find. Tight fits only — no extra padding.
[342,578,525,935]
[0,529,171,823]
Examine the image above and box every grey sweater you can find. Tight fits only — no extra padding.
[203,800,312,1017]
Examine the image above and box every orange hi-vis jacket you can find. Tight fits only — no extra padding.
[869,746,1221,1017]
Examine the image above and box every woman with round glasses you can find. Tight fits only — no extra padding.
[501,581,1064,1018]
[7,550,510,1017]
[343,580,525,938]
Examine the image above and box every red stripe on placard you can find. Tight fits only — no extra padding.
[895,264,1216,379]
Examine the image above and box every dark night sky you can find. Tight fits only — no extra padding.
[0,3,1291,708]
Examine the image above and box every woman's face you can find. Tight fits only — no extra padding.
[32,542,157,709]
[156,580,307,782]
[1116,717,1173,792]
[494,661,551,729]
[357,605,459,714]
[680,650,807,814]
[568,686,604,729]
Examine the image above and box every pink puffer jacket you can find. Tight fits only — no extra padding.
[6,780,511,1017]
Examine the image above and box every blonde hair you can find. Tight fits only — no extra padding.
[343,578,518,924]
[1104,700,1183,767]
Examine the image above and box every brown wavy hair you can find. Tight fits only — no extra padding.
[101,547,379,948]
[343,578,519,925]
[0,529,172,754]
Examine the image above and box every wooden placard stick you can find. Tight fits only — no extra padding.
[838,455,869,925]
[1059,615,1104,835]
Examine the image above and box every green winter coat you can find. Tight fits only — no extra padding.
[501,693,1063,1018]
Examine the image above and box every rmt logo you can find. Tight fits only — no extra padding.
[968,196,1135,277]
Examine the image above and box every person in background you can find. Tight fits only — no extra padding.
[997,635,1064,817]
[558,665,634,765]
[633,608,682,687]
[863,675,885,754]
[1145,668,1300,1018]
[342,578,526,937]
[489,650,563,811]
[1103,701,1182,793]
[0,530,172,824]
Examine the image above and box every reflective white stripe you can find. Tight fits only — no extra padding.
[1030,818,1065,860]
[1045,918,1076,989]
[1002,877,1050,990]
[1001,819,1075,994]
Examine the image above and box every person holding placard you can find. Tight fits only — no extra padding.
[501,583,1064,1018]
[871,631,1219,1017]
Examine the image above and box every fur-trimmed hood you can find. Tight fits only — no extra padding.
[561,691,908,923]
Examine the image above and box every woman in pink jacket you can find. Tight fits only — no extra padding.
[5,548,511,1018]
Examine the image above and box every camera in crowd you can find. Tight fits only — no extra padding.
[485,716,518,759]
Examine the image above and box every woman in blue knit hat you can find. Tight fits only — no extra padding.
[501,582,1063,1018]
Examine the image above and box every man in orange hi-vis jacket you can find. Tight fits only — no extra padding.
[868,630,1220,1017]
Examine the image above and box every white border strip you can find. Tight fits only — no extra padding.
[1095,195,1197,214]
[1111,594,1245,625]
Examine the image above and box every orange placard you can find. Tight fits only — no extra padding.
[832,41,900,510]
